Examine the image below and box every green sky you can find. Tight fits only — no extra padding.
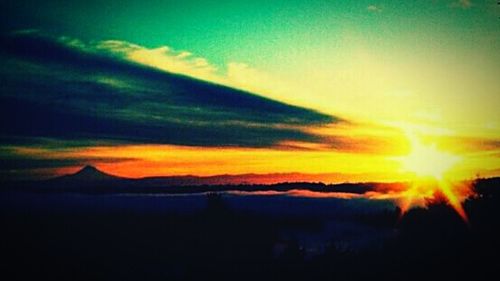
[2,0,499,69]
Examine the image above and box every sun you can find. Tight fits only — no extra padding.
[401,133,461,181]
[397,131,470,221]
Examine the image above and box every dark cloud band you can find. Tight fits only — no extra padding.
[0,32,338,148]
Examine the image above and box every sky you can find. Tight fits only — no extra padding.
[0,0,499,181]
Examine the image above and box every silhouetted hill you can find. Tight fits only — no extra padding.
[55,165,123,182]
[42,165,126,189]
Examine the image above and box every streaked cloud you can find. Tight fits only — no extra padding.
[93,37,304,108]
[0,140,411,181]
[95,40,221,83]
[0,31,339,152]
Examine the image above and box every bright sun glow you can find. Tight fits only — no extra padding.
[401,133,461,181]
[398,131,470,222]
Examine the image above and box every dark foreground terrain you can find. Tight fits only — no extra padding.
[1,178,499,281]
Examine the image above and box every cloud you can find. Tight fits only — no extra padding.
[432,136,500,153]
[95,40,221,84]
[0,32,338,150]
[367,5,382,13]
[93,38,304,107]
[0,146,133,171]
[3,31,300,109]
[450,0,472,9]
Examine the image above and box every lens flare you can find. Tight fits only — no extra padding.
[398,131,470,222]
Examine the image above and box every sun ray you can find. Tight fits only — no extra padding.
[397,130,471,221]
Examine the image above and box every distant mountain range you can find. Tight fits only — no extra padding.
[50,165,371,186]
[3,165,496,198]
[3,165,406,195]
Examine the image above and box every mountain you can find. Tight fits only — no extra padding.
[55,165,123,182]
[40,165,129,190]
